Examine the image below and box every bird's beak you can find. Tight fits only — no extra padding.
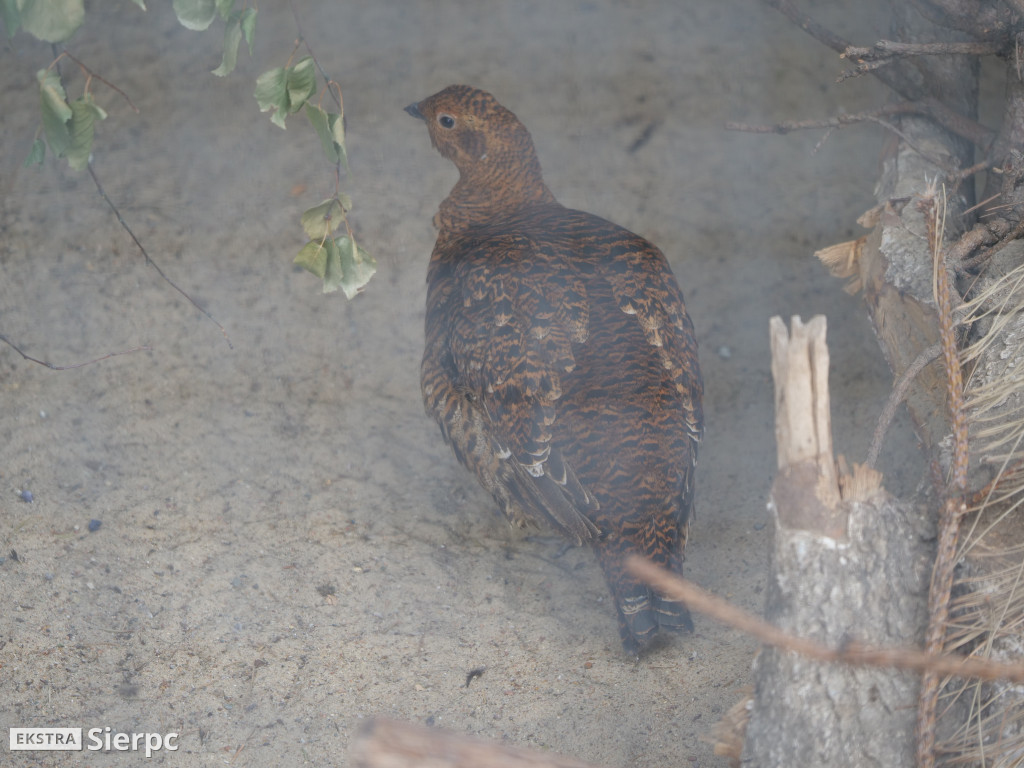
[405,102,425,120]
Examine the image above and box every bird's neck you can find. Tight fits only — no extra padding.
[434,154,557,233]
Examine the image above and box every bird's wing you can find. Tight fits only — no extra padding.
[423,236,601,544]
[593,225,705,455]
[560,210,704,519]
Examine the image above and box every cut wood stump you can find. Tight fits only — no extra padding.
[741,315,932,768]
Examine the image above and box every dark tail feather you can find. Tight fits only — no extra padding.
[595,520,693,654]
[653,593,694,632]
[600,566,693,654]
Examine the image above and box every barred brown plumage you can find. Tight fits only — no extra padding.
[406,85,704,654]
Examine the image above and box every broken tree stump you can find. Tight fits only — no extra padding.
[741,316,932,767]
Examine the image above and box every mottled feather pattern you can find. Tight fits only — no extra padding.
[408,85,703,653]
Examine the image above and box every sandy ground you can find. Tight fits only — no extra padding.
[0,2,921,765]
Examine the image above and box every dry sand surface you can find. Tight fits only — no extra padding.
[0,2,921,765]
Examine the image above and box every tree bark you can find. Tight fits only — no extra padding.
[741,316,933,767]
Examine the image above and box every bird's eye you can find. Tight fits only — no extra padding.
[437,114,456,129]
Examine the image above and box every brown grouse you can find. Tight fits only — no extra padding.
[406,85,704,654]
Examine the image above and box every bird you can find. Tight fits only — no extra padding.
[406,85,704,655]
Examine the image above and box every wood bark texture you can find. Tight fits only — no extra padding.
[741,316,932,767]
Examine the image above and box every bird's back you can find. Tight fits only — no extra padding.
[423,203,702,652]
[409,84,703,653]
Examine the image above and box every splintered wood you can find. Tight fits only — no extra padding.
[745,315,928,767]
[768,315,843,536]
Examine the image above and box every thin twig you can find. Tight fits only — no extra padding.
[289,1,342,112]
[958,217,1024,274]
[87,162,233,348]
[846,40,1004,59]
[947,159,996,192]
[0,334,150,370]
[626,557,1024,685]
[726,103,921,135]
[839,40,1004,81]
[948,221,1003,266]
[962,191,1003,217]
[967,459,1024,510]
[288,1,354,241]
[761,0,851,56]
[59,51,141,113]
[866,343,941,469]
[760,0,996,150]
[916,185,971,768]
[838,57,895,82]
[727,100,990,160]
[862,115,956,171]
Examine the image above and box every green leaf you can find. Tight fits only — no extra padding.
[305,104,339,163]
[23,138,45,167]
[214,0,233,21]
[18,0,83,42]
[37,67,71,121]
[255,58,315,127]
[65,94,106,170]
[322,237,342,293]
[254,65,288,127]
[300,199,343,240]
[297,232,376,295]
[329,111,349,172]
[285,57,315,114]
[212,11,242,76]
[37,68,72,158]
[82,92,107,122]
[333,235,376,298]
[239,7,255,55]
[65,101,95,170]
[2,0,21,38]
[173,0,215,30]
[305,104,350,169]
[295,240,328,279]
[253,66,286,110]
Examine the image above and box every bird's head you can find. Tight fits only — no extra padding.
[405,85,542,180]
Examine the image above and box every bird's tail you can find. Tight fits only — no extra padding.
[595,521,692,655]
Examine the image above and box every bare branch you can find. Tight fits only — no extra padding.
[288,0,342,113]
[845,39,1003,61]
[626,557,1024,685]
[866,343,941,469]
[761,0,852,57]
[915,186,972,768]
[837,56,897,82]
[87,162,233,348]
[60,51,141,113]
[352,718,606,768]
[839,40,1004,82]
[948,221,1003,265]
[948,159,996,191]
[728,99,992,152]
[0,334,150,370]
[863,115,958,171]
[760,0,996,150]
[958,217,1024,273]
[726,103,920,135]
